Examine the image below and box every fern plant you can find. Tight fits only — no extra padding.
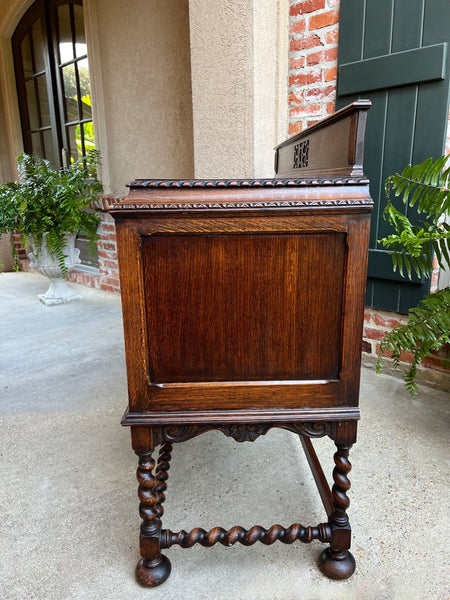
[376,155,450,394]
[0,151,102,273]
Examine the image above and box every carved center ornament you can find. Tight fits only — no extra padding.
[160,422,331,444]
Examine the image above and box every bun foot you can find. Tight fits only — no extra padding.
[135,555,171,587]
[318,548,356,580]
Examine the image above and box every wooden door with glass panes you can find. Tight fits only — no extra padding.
[12,0,98,266]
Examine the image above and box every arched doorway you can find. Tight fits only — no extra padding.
[12,0,97,266]
[12,0,94,169]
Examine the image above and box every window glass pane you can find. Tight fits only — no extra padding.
[62,64,79,121]
[31,131,43,155]
[78,59,91,119]
[42,129,57,166]
[20,34,33,77]
[58,4,74,63]
[66,123,83,162]
[31,20,45,73]
[25,79,39,129]
[73,5,87,57]
[36,74,50,127]
[83,121,95,152]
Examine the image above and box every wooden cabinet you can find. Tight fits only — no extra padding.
[110,100,372,586]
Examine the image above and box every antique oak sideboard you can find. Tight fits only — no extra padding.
[110,99,372,587]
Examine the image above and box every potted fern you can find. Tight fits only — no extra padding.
[0,151,102,305]
[376,155,450,393]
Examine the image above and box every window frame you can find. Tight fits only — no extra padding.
[12,0,98,267]
[12,0,61,164]
[12,0,91,169]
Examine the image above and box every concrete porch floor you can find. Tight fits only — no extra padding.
[0,272,449,600]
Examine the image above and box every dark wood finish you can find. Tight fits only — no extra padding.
[112,191,371,417]
[110,102,372,586]
[149,421,332,446]
[161,522,331,549]
[134,448,171,587]
[121,407,360,426]
[143,232,345,382]
[274,99,371,178]
[300,436,333,517]
[318,437,356,580]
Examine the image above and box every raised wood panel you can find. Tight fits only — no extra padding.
[142,232,346,384]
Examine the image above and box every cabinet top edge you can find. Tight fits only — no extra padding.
[125,176,370,190]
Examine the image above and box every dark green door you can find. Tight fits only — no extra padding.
[336,0,450,312]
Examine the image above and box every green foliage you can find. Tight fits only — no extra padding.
[382,155,450,279]
[62,65,91,101]
[377,289,450,394]
[0,150,102,273]
[377,155,450,393]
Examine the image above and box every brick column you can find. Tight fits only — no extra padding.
[91,195,123,293]
[288,0,339,135]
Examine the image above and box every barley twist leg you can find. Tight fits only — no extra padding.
[135,449,171,587]
[318,443,356,580]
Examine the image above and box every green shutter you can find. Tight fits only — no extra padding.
[336,0,450,312]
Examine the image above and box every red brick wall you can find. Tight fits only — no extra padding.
[288,0,340,136]
[363,308,449,374]
[13,231,28,264]
[289,0,450,151]
[288,0,449,376]
[87,195,122,294]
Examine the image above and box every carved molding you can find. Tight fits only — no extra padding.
[161,424,211,444]
[110,197,373,212]
[126,177,369,189]
[110,176,373,213]
[283,422,331,438]
[225,423,273,442]
[159,422,331,444]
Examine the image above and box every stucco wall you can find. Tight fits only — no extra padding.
[0,0,195,193]
[0,0,31,183]
[0,0,29,270]
[189,0,254,179]
[0,0,289,188]
[189,0,289,179]
[0,55,13,184]
[253,0,290,177]
[89,0,194,192]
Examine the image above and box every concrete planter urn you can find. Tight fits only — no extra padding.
[29,232,82,305]
[0,152,102,304]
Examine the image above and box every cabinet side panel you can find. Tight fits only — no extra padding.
[142,232,346,383]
